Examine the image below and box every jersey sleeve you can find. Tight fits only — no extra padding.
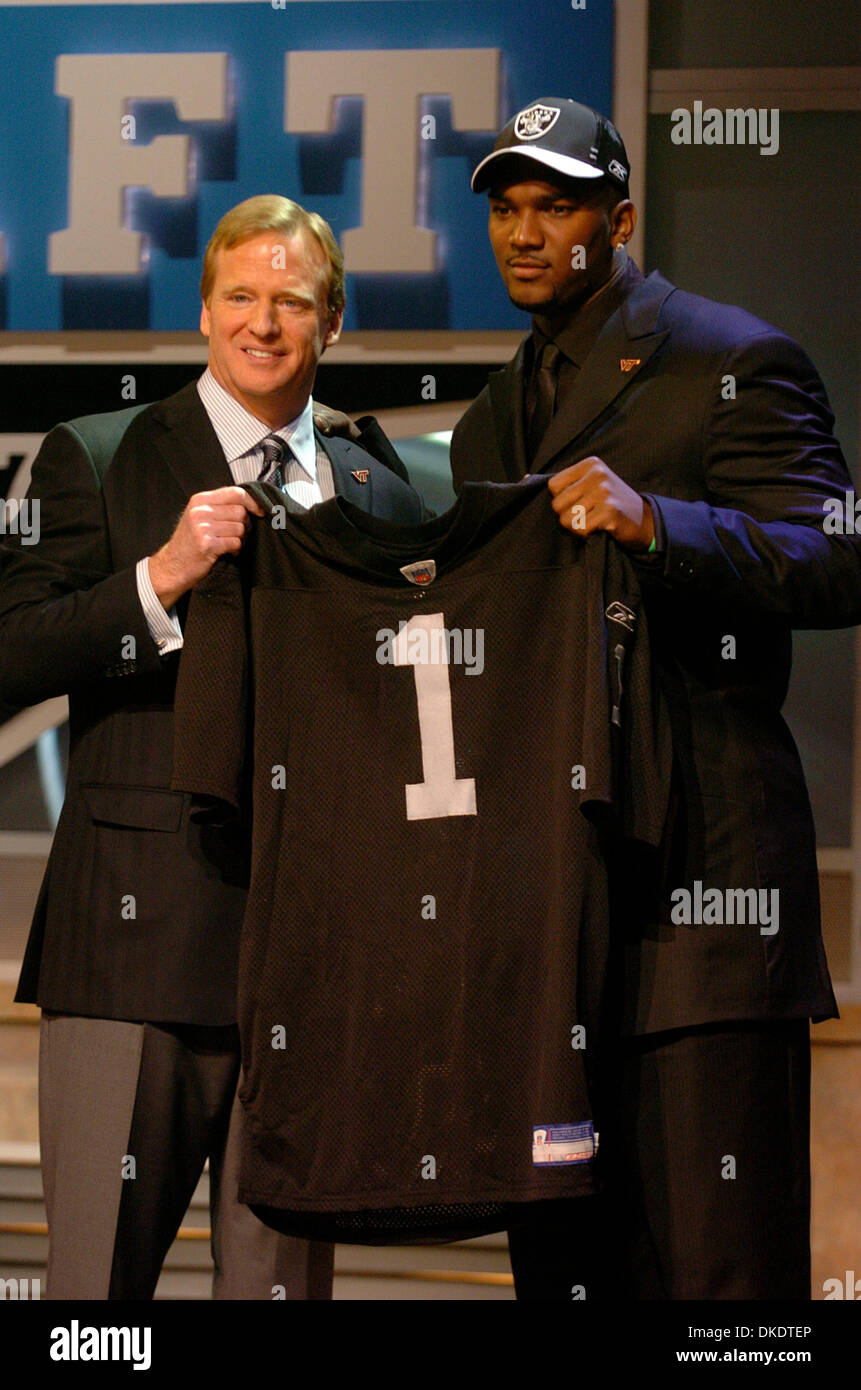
[171,551,250,818]
[579,533,673,847]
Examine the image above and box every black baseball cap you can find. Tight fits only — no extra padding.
[471,98,630,196]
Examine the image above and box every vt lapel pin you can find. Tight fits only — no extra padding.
[351,469,370,483]
[620,358,641,372]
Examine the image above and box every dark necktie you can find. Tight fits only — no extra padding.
[257,434,286,490]
[527,341,562,458]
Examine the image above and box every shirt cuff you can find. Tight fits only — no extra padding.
[135,557,183,654]
[632,495,667,570]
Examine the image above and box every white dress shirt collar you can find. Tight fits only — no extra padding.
[197,368,318,481]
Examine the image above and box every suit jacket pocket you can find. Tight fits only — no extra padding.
[82,783,185,832]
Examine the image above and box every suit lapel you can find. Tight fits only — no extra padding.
[320,430,381,506]
[151,394,386,507]
[487,341,530,482]
[149,381,235,497]
[532,272,676,473]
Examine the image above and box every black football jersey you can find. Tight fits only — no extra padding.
[172,477,671,1243]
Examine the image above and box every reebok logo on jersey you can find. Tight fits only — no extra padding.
[605,600,636,631]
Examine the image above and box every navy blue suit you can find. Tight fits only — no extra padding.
[451,269,861,1299]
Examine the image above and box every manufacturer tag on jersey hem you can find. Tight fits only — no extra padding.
[532,1121,597,1165]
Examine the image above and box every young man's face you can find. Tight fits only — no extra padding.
[200,229,342,429]
[487,176,626,322]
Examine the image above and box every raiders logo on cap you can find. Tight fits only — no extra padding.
[514,103,561,142]
[471,98,631,195]
[400,559,437,586]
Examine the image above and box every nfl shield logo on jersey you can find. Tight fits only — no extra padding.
[514,103,561,141]
[399,559,437,586]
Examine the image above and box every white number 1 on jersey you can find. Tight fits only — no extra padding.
[393,613,477,821]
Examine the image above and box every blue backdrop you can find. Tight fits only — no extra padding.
[0,0,615,331]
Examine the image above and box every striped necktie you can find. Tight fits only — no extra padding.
[257,434,286,490]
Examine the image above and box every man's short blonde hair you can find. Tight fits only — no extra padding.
[200,195,345,317]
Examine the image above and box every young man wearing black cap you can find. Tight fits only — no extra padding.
[451,99,861,1300]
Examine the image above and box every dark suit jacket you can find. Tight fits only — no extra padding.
[451,271,861,1034]
[0,381,424,1024]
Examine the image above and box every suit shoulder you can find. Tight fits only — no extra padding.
[28,400,155,491]
[658,284,803,359]
[453,382,493,433]
[55,401,145,459]
[451,373,504,450]
[57,389,191,474]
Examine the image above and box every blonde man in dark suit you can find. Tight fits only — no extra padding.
[0,195,424,1299]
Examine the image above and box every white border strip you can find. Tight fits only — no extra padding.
[818,849,855,874]
[0,1143,40,1166]
[0,334,523,366]
[367,401,469,438]
[0,699,68,773]
[0,832,54,856]
[650,67,861,113]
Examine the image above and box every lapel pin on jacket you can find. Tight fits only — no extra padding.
[351,468,370,483]
[620,358,641,372]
